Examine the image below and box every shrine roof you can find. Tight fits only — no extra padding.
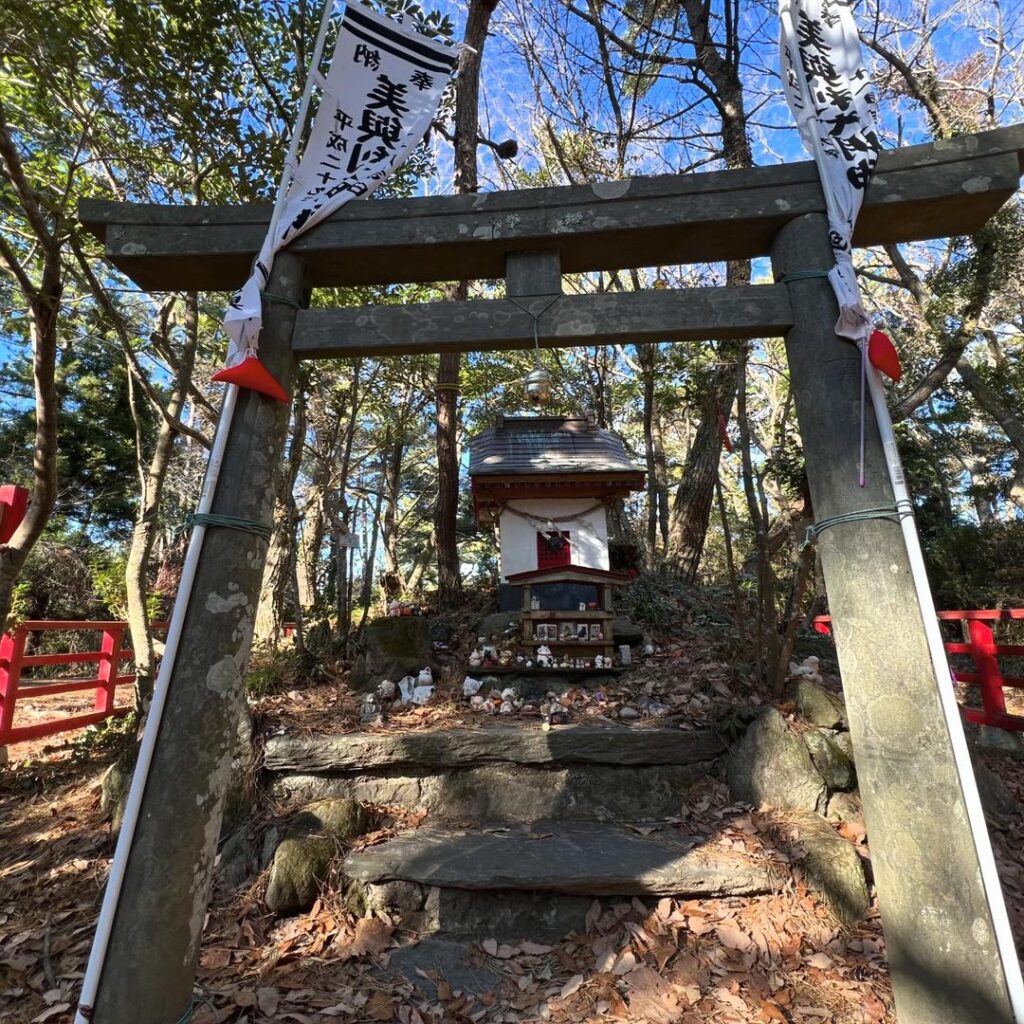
[468,415,642,480]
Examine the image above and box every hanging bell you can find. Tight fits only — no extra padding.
[523,365,553,407]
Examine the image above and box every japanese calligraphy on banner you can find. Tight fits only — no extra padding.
[224,3,457,365]
[779,0,880,340]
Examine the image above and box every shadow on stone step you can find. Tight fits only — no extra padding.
[387,937,503,1002]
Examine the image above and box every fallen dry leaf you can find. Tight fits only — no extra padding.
[560,974,584,999]
[32,1005,71,1023]
[519,940,552,954]
[339,917,394,960]
[200,947,231,970]
[622,966,680,1024]
[256,987,280,1016]
[716,920,753,952]
[365,990,394,1021]
[760,999,788,1022]
[613,949,638,976]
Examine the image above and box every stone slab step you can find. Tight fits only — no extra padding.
[385,938,502,1001]
[344,820,775,897]
[264,725,723,773]
[271,760,716,822]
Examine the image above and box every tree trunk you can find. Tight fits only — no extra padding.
[0,104,61,637]
[358,485,385,627]
[651,399,670,549]
[254,386,306,645]
[640,344,663,557]
[664,0,752,581]
[667,357,740,580]
[434,0,497,610]
[715,471,745,644]
[957,357,1024,514]
[381,427,405,600]
[735,346,778,682]
[435,348,462,607]
[772,516,814,697]
[124,293,198,703]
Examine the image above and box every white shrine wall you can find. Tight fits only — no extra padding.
[498,498,609,579]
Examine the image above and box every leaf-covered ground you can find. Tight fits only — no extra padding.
[4,622,1023,1024]
[2,736,901,1024]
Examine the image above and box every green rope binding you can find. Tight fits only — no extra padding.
[183,512,273,541]
[778,268,833,283]
[262,291,303,310]
[802,504,911,550]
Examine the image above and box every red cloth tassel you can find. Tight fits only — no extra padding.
[212,355,289,402]
[868,329,902,382]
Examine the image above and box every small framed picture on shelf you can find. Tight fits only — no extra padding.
[575,622,590,641]
[537,623,554,641]
[589,623,604,641]
[559,622,575,642]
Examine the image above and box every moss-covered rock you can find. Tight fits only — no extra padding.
[786,679,848,729]
[265,798,369,914]
[349,616,435,691]
[825,790,864,825]
[100,743,139,830]
[728,707,828,813]
[804,729,856,791]
[782,810,870,924]
[476,612,522,642]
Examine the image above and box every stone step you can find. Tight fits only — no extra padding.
[271,760,716,822]
[264,724,723,773]
[344,820,776,898]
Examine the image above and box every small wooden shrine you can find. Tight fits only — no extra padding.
[469,412,644,669]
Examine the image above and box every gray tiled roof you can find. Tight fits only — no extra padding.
[468,415,640,476]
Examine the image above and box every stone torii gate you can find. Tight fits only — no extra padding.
[80,123,1024,1024]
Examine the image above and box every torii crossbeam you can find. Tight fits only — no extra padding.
[80,123,1024,1024]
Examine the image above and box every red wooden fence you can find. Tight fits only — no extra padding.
[0,620,166,746]
[814,608,1024,732]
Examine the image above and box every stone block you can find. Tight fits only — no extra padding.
[786,678,848,729]
[777,810,869,924]
[728,707,827,812]
[611,617,644,646]
[270,760,719,822]
[349,616,436,692]
[265,798,369,914]
[344,820,775,897]
[804,729,856,791]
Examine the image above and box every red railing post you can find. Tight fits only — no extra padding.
[968,618,1007,722]
[94,623,125,715]
[0,627,27,742]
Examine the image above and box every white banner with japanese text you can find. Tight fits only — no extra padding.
[224,4,457,364]
[779,0,880,340]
